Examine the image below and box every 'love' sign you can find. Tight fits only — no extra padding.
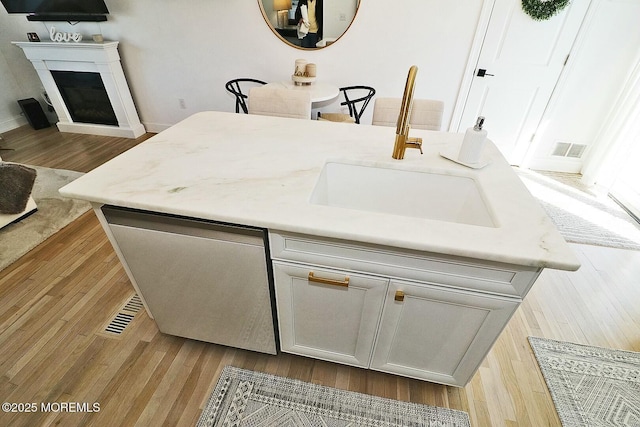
[50,27,83,43]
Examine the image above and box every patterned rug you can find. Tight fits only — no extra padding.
[197,366,471,427]
[517,169,640,250]
[529,336,640,427]
[0,165,90,271]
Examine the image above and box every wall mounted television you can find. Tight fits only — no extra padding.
[0,0,109,22]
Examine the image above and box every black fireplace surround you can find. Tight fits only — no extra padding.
[51,71,118,126]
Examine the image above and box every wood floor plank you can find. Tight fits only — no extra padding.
[2,125,640,426]
[101,343,166,427]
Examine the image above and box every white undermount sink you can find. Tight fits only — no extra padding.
[310,161,497,227]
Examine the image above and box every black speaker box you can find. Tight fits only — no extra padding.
[18,98,51,130]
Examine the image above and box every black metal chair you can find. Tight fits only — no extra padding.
[318,86,376,124]
[341,86,376,124]
[225,78,267,114]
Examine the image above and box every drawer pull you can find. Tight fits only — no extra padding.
[308,272,349,288]
[394,290,405,302]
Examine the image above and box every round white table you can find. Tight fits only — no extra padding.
[265,81,340,104]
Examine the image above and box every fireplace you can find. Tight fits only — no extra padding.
[51,71,118,126]
[13,41,145,138]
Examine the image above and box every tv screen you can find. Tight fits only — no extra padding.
[1,0,109,15]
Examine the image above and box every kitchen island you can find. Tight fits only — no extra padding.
[60,111,579,386]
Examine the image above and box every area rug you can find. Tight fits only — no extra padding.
[528,336,640,427]
[197,366,471,427]
[517,169,640,250]
[0,165,90,271]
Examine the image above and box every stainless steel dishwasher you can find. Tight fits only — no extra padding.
[102,206,278,354]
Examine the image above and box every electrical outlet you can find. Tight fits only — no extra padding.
[339,13,346,21]
[178,98,186,109]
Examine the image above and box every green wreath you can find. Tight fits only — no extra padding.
[522,0,570,21]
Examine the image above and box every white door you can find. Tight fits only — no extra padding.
[458,0,590,164]
[370,280,519,387]
[598,56,640,220]
[272,261,388,367]
[609,123,640,220]
[610,170,640,221]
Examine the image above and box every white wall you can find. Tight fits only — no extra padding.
[0,13,53,131]
[0,0,484,133]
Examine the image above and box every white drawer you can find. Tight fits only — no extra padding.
[269,231,540,298]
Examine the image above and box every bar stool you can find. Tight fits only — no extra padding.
[318,85,375,124]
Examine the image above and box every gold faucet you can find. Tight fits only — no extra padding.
[392,65,423,159]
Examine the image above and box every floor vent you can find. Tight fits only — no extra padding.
[552,142,587,158]
[105,312,135,335]
[103,293,143,336]
[123,293,144,313]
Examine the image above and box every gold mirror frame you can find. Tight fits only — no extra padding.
[258,0,360,50]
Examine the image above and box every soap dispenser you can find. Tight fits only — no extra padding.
[458,116,487,164]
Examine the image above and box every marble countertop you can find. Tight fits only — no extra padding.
[60,111,580,271]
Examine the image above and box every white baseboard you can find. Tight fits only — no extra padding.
[0,116,28,134]
[142,122,172,133]
[1,117,165,137]
[56,122,146,139]
[525,156,583,173]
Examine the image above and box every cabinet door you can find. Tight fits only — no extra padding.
[273,261,388,367]
[371,280,519,386]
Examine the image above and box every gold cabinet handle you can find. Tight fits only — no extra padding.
[308,272,349,288]
[394,290,405,302]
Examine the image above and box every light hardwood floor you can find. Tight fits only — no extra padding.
[1,125,639,426]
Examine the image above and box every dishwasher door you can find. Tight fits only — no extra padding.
[102,206,277,355]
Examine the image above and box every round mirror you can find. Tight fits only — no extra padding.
[258,0,360,49]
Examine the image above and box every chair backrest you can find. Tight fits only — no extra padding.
[339,86,376,124]
[248,87,312,120]
[372,97,444,131]
[225,78,267,114]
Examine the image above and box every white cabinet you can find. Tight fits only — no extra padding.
[269,231,540,386]
[273,262,387,367]
[370,280,518,386]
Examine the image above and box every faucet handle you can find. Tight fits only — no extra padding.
[407,137,423,154]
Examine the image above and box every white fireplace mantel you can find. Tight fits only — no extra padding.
[13,41,145,139]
